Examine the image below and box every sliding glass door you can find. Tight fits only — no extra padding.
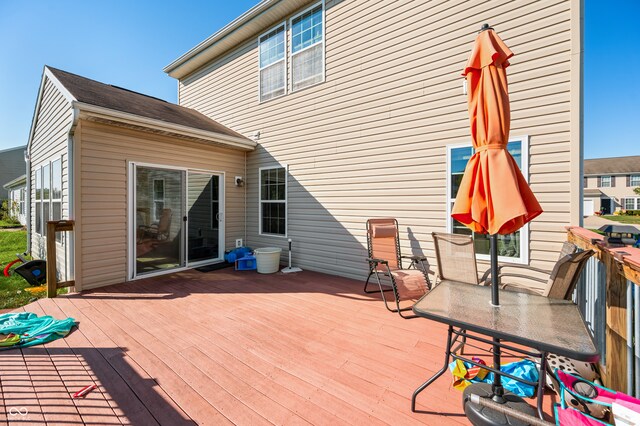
[131,164,223,278]
[135,166,184,275]
[187,172,222,266]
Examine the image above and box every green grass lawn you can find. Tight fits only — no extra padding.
[602,215,640,225]
[0,230,45,310]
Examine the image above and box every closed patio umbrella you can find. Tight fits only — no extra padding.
[451,24,543,423]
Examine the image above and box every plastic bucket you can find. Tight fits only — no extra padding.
[254,247,282,274]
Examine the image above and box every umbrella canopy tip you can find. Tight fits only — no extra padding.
[479,23,493,32]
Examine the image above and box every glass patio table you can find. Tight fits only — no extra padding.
[411,279,599,419]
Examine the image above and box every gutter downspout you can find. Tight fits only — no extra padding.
[67,105,80,287]
[244,151,247,246]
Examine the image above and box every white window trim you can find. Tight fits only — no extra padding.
[446,136,530,265]
[258,21,287,103]
[600,175,612,188]
[289,0,326,93]
[258,165,288,238]
[152,178,165,222]
[630,174,640,187]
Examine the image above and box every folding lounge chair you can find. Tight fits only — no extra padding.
[139,208,173,241]
[492,242,594,300]
[364,219,431,318]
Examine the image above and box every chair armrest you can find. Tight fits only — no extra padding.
[479,267,492,286]
[499,273,547,284]
[366,258,388,265]
[497,264,552,276]
[501,283,543,296]
[401,255,427,261]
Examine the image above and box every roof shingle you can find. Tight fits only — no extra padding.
[47,66,248,140]
[584,156,640,175]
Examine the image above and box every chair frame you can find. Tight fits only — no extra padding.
[364,219,431,318]
[475,242,594,301]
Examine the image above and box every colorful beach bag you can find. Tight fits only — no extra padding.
[554,368,640,424]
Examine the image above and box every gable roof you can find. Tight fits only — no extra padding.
[584,156,640,175]
[164,0,313,79]
[3,174,26,190]
[47,67,249,141]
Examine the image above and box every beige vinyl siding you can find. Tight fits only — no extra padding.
[178,0,580,281]
[29,76,72,281]
[75,121,245,290]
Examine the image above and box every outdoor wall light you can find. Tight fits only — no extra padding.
[235,176,244,187]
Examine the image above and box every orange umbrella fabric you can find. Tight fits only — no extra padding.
[451,29,542,235]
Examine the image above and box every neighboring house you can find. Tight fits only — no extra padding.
[29,0,583,291]
[583,156,640,215]
[2,174,27,225]
[0,145,26,201]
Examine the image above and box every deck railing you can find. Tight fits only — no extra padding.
[46,220,75,297]
[567,227,640,397]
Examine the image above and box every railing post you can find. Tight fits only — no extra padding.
[46,221,58,298]
[45,220,76,298]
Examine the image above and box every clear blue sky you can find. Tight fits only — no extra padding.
[0,1,638,159]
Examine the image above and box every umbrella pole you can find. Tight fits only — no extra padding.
[489,234,505,402]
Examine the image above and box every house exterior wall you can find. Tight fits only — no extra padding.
[74,120,246,290]
[6,183,27,225]
[177,0,582,283]
[28,76,72,281]
[0,146,26,200]
[584,174,640,213]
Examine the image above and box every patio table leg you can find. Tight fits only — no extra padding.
[411,325,453,412]
[536,351,548,419]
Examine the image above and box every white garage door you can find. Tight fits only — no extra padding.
[583,199,594,216]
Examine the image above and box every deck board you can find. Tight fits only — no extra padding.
[0,269,557,425]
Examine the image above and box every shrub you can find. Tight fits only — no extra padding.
[624,209,640,216]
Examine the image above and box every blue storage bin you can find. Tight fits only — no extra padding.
[236,255,257,271]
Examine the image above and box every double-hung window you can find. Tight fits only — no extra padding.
[259,166,287,236]
[291,4,324,91]
[630,174,640,187]
[51,159,62,242]
[600,175,611,187]
[447,137,529,263]
[19,188,25,215]
[259,24,286,102]
[34,158,64,242]
[42,164,50,237]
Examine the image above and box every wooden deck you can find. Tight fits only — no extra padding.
[1,268,552,425]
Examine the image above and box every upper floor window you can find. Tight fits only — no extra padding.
[448,137,529,263]
[291,4,324,91]
[600,175,612,187]
[583,176,588,188]
[630,174,640,187]
[259,24,286,102]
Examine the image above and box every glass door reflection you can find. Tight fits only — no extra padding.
[135,166,184,275]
